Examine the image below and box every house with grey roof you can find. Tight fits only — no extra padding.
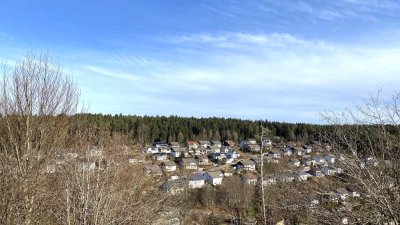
[204,171,223,186]
[180,158,198,170]
[198,140,211,148]
[161,161,177,172]
[241,173,258,186]
[161,179,187,195]
[211,140,222,148]
[189,173,206,189]
[276,171,295,183]
[235,160,256,171]
[261,175,276,186]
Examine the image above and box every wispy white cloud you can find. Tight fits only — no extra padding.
[66,32,400,122]
[2,29,399,123]
[170,32,325,50]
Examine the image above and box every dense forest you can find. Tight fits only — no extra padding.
[70,114,325,145]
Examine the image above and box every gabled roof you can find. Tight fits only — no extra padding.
[296,171,310,176]
[187,141,198,145]
[162,161,177,167]
[206,171,223,178]
[171,147,185,152]
[163,179,187,190]
[153,141,168,145]
[238,160,256,166]
[191,173,206,181]
[181,158,196,165]
[198,140,211,145]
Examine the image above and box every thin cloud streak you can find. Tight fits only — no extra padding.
[66,32,400,123]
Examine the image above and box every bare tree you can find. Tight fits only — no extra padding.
[259,125,268,225]
[0,52,79,225]
[48,152,168,225]
[318,90,400,224]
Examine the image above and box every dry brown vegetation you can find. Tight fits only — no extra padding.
[0,53,178,225]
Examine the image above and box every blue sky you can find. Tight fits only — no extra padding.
[1,0,400,123]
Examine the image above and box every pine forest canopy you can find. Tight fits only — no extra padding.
[71,113,323,145]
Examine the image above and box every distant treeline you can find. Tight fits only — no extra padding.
[70,114,325,145]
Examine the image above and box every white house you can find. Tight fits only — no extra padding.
[295,171,312,181]
[276,172,295,183]
[261,175,276,186]
[186,141,199,149]
[159,148,171,154]
[169,142,180,148]
[144,165,162,176]
[321,166,337,176]
[153,141,169,148]
[268,150,281,159]
[161,179,186,195]
[180,158,198,170]
[262,139,272,147]
[196,155,210,165]
[241,173,258,186]
[211,140,222,148]
[235,160,256,171]
[171,148,184,158]
[313,156,326,165]
[282,147,293,156]
[226,150,240,159]
[239,139,257,149]
[192,147,207,155]
[161,161,177,172]
[309,168,324,178]
[205,146,218,154]
[211,153,226,161]
[294,147,306,156]
[148,147,159,154]
[189,173,206,189]
[222,170,234,177]
[204,171,223,186]
[198,140,211,148]
[244,144,261,152]
[128,156,146,165]
[301,157,316,166]
[303,145,312,153]
[152,153,168,161]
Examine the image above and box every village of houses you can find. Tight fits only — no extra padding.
[129,138,373,206]
[47,137,385,216]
